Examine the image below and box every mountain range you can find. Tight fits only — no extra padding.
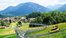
[47,4,63,10]
[0,2,50,16]
[0,2,66,16]
[58,4,66,12]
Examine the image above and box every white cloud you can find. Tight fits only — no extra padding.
[0,0,66,10]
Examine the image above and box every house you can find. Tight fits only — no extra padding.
[21,17,28,22]
[28,18,35,22]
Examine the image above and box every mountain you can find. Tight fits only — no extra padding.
[0,6,15,16]
[0,2,50,16]
[0,14,4,18]
[47,4,62,10]
[58,4,66,12]
[0,14,9,18]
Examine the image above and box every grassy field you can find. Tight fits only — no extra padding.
[35,29,66,38]
[0,28,16,38]
[0,34,16,38]
[0,22,66,38]
[28,22,66,36]
[0,22,17,38]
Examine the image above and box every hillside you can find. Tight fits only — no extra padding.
[0,15,4,18]
[0,14,9,18]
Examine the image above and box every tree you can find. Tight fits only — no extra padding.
[30,11,66,25]
[17,21,22,27]
[26,12,41,18]
[0,21,6,26]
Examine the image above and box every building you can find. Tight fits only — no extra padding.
[29,23,45,27]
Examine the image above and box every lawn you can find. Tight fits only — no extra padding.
[27,22,66,36]
[0,28,16,38]
[0,22,17,38]
[0,22,66,38]
[36,29,66,38]
[0,34,16,38]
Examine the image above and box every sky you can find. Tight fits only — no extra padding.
[0,0,66,10]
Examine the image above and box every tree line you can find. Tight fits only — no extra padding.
[26,11,66,25]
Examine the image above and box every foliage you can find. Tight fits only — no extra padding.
[30,11,66,25]
[0,21,6,26]
[26,12,41,18]
[17,21,22,26]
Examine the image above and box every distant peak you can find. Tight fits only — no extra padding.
[63,4,66,6]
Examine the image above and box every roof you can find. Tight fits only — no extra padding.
[30,23,47,26]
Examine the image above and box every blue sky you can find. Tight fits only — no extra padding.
[0,0,66,10]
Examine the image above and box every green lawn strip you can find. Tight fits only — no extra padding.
[0,34,16,38]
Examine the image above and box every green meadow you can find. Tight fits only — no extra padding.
[0,22,66,38]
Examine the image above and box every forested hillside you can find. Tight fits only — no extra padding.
[27,11,66,25]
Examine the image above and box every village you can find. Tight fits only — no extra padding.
[0,15,66,38]
[0,16,35,29]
